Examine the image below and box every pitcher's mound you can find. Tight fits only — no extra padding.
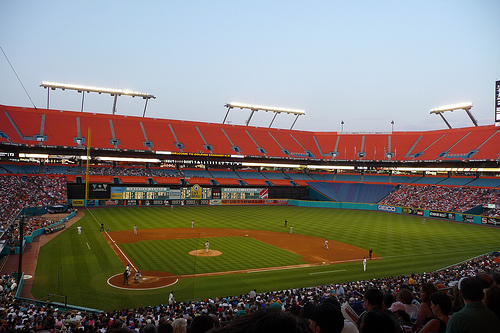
[189,249,222,257]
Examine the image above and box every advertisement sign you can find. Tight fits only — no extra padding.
[481,217,500,225]
[110,187,124,200]
[462,215,475,223]
[169,189,181,200]
[377,205,397,213]
[429,211,455,220]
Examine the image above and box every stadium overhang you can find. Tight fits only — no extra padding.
[430,102,476,129]
[40,81,156,116]
[223,102,305,129]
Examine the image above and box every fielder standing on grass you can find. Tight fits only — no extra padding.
[77,226,82,234]
[363,257,367,271]
[191,220,194,228]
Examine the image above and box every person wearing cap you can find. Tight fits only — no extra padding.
[445,277,500,333]
[357,288,403,333]
[169,291,175,306]
[305,301,344,333]
[389,302,412,328]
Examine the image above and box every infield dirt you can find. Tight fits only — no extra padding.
[106,228,377,289]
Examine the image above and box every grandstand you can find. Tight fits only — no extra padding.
[1,103,500,327]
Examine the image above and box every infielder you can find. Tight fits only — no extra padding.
[324,239,329,250]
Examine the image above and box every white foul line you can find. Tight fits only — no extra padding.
[86,242,90,250]
[309,269,346,275]
[85,207,137,272]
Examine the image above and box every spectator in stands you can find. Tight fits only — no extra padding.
[484,285,500,320]
[172,318,187,333]
[212,307,307,333]
[190,314,215,333]
[357,288,403,333]
[415,282,438,330]
[418,291,451,333]
[396,288,418,319]
[389,302,412,329]
[446,276,500,332]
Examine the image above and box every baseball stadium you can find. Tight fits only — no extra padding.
[1,80,500,323]
[3,2,500,331]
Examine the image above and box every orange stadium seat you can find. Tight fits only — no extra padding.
[197,123,235,155]
[221,126,264,157]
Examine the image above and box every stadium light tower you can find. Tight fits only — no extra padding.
[223,102,305,129]
[430,102,476,129]
[40,81,156,116]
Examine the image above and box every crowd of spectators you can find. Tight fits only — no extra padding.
[0,175,67,232]
[0,253,498,332]
[379,185,500,216]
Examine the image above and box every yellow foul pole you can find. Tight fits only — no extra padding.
[85,128,91,206]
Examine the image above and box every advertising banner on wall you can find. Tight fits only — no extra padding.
[401,207,424,216]
[429,211,455,220]
[481,216,500,225]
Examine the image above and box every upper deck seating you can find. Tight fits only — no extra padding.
[169,122,210,154]
[222,126,264,157]
[198,123,238,155]
[140,118,180,152]
[245,128,288,158]
[363,134,390,160]
[390,132,423,161]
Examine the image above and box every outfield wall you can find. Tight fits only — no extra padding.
[289,199,499,227]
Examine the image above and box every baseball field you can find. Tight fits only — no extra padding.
[32,205,500,311]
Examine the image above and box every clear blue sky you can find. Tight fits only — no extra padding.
[1,1,499,132]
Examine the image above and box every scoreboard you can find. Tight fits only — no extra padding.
[121,187,169,200]
[221,188,265,199]
[180,187,212,199]
[110,186,266,201]
[112,186,211,200]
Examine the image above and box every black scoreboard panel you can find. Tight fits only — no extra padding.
[221,188,263,199]
[121,187,169,200]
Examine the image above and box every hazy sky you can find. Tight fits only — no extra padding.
[1,1,499,132]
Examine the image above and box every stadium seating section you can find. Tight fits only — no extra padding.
[2,104,498,161]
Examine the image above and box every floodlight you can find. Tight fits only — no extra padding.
[225,102,305,115]
[223,102,305,129]
[430,102,472,113]
[429,102,476,128]
[40,81,155,115]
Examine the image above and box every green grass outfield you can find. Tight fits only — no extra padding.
[32,205,500,311]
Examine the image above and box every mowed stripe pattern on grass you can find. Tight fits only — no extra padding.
[121,237,306,275]
[32,205,500,311]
